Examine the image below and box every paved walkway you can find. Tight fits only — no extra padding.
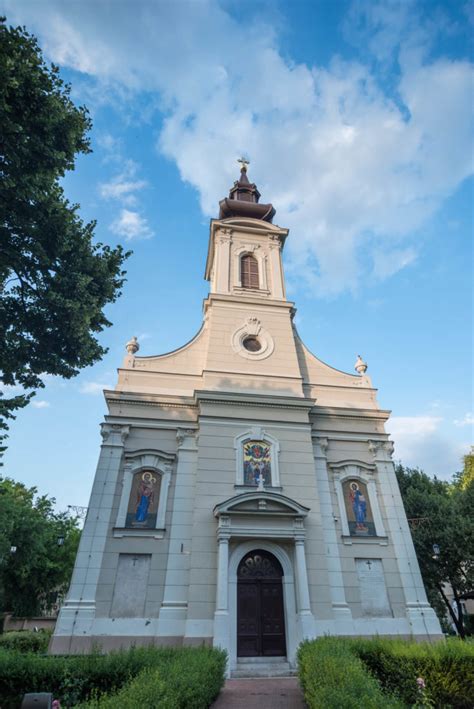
[212,677,306,708]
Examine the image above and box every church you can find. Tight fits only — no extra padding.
[50,163,442,672]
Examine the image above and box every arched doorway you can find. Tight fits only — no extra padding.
[237,549,286,657]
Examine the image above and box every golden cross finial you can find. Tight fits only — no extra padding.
[237,156,250,172]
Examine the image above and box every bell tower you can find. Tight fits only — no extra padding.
[205,160,289,301]
[202,160,302,395]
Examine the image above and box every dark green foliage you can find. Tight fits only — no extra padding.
[77,646,227,708]
[396,464,474,638]
[297,637,474,709]
[0,477,81,616]
[0,630,51,654]
[352,637,474,709]
[0,645,227,708]
[0,18,130,452]
[297,637,402,709]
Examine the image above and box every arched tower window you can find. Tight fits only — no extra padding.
[241,254,259,289]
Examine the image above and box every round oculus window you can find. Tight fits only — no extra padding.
[242,336,262,352]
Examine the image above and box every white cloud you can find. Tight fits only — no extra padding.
[31,400,50,409]
[4,0,472,294]
[79,381,113,395]
[99,159,147,206]
[372,246,417,280]
[453,412,474,428]
[386,415,468,477]
[110,209,154,241]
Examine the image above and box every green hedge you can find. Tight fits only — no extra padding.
[77,646,227,708]
[0,630,52,654]
[351,637,474,708]
[298,637,474,709]
[297,638,402,709]
[0,645,226,708]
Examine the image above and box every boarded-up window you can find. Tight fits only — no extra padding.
[111,554,151,617]
[241,254,259,289]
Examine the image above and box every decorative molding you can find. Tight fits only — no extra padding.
[230,316,275,360]
[218,228,233,245]
[368,440,383,458]
[197,397,314,411]
[176,428,197,447]
[106,396,198,410]
[100,423,129,446]
[314,437,329,456]
[268,234,282,250]
[329,459,376,474]
[214,490,309,518]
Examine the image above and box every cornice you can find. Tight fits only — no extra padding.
[310,405,390,421]
[203,293,294,312]
[195,389,315,411]
[105,390,198,410]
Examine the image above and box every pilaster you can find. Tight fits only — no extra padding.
[213,533,231,653]
[369,440,442,636]
[157,428,198,636]
[313,437,353,627]
[51,423,129,649]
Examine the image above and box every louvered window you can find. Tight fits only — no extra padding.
[241,254,259,289]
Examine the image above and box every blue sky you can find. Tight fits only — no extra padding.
[1,0,473,511]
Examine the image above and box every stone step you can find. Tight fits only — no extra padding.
[232,661,295,678]
[237,656,287,664]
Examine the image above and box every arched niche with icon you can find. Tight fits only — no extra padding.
[329,461,387,543]
[126,470,161,528]
[115,451,174,534]
[342,479,376,537]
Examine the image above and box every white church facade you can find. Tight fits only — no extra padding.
[51,164,442,670]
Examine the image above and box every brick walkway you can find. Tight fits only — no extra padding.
[211,677,306,708]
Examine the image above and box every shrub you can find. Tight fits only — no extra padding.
[298,637,474,709]
[0,630,52,654]
[0,645,226,708]
[77,646,227,709]
[297,637,403,709]
[351,637,474,709]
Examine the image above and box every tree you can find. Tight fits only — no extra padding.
[396,464,474,638]
[0,18,130,452]
[0,476,81,616]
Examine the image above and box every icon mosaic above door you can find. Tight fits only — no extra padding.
[243,441,271,486]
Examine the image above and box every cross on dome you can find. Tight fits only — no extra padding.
[237,156,250,172]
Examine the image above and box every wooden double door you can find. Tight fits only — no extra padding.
[237,550,286,657]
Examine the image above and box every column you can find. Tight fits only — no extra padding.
[370,440,442,637]
[213,530,231,654]
[51,423,129,652]
[158,429,197,636]
[313,437,352,628]
[294,538,315,638]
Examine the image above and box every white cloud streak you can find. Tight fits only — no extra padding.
[79,381,113,395]
[3,0,472,294]
[31,400,51,409]
[110,209,154,241]
[387,415,469,477]
[453,413,474,428]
